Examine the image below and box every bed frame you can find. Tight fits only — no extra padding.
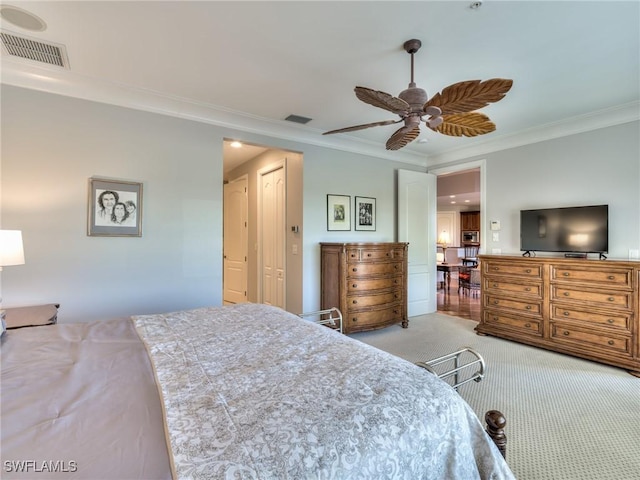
[300,309,508,459]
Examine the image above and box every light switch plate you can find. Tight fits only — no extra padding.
[490,221,501,231]
[629,249,639,260]
[492,232,499,242]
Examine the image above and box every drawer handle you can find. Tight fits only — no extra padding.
[350,254,356,258]
[352,300,358,304]
[395,264,399,270]
[525,287,531,292]
[525,323,531,328]
[608,340,614,346]
[525,305,532,310]
[607,319,614,324]
[367,253,372,257]
[493,267,500,271]
[394,309,399,314]
[563,331,570,336]
[394,294,399,299]
[563,272,570,277]
[563,311,570,316]
[493,300,499,305]
[607,275,615,280]
[352,284,358,288]
[352,317,358,322]
[493,283,498,288]
[492,316,499,321]
[525,269,531,273]
[563,292,570,297]
[386,253,390,256]
[394,279,398,284]
[352,268,358,272]
[608,297,615,302]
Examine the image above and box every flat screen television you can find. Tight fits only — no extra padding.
[520,205,608,255]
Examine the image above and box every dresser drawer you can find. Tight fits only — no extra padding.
[483,310,542,336]
[347,261,403,277]
[551,265,633,288]
[551,286,632,309]
[347,291,402,309]
[484,295,542,316]
[347,276,403,293]
[550,323,632,356]
[550,305,631,331]
[483,278,542,298]
[348,247,405,262]
[346,305,403,330]
[483,262,543,279]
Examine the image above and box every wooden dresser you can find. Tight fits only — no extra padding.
[320,242,408,334]
[476,255,640,376]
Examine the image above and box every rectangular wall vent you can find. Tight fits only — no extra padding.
[1,31,69,68]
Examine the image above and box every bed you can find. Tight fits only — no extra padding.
[1,303,514,479]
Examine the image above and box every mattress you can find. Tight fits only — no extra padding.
[1,303,514,479]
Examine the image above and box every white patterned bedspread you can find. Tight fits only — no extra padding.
[133,303,514,480]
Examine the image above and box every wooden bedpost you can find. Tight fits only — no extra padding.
[485,410,507,458]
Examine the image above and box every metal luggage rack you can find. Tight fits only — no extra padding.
[298,307,343,334]
[415,347,485,391]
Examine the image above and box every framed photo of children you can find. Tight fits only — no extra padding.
[88,177,143,237]
[355,196,376,231]
[327,194,351,231]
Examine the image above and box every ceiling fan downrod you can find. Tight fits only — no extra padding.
[403,39,422,88]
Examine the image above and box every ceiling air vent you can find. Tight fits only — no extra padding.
[285,114,312,125]
[0,31,69,68]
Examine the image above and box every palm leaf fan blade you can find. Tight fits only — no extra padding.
[323,119,401,135]
[435,112,496,137]
[386,125,420,150]
[355,87,410,114]
[425,78,513,115]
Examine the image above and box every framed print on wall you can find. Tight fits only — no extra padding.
[327,194,351,231]
[88,177,143,237]
[355,196,376,231]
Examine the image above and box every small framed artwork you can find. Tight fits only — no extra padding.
[355,196,376,231]
[327,194,351,231]
[88,177,143,237]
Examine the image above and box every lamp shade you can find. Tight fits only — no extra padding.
[437,230,450,245]
[0,230,25,266]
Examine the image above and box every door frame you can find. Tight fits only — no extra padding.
[429,159,487,254]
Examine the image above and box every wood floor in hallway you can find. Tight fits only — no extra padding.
[436,276,481,322]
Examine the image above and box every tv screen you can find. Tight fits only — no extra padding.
[520,205,608,254]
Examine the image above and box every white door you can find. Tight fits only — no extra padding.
[398,169,437,316]
[223,176,248,304]
[258,163,286,308]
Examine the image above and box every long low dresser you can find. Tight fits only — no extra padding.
[476,255,640,376]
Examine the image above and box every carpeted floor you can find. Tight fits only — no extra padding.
[349,313,640,480]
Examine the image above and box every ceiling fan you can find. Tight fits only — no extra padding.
[323,39,513,151]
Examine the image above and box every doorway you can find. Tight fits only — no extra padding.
[222,140,303,312]
[429,160,485,320]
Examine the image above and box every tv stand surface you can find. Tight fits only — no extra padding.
[476,255,640,376]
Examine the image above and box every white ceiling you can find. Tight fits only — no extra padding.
[1,1,638,167]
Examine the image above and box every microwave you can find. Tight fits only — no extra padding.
[462,231,479,243]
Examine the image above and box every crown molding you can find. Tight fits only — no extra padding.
[2,59,637,169]
[0,60,429,168]
[426,102,640,166]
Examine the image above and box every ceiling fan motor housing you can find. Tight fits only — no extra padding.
[398,87,429,113]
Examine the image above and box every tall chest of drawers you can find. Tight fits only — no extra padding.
[476,255,640,376]
[320,242,408,334]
